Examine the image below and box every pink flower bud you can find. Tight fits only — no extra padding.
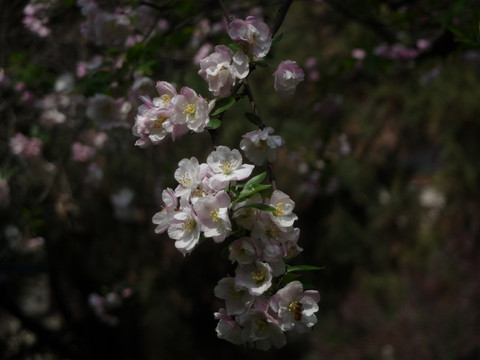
[273,61,304,98]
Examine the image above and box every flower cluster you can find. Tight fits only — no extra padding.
[137,15,319,349]
[152,145,320,349]
[132,82,214,147]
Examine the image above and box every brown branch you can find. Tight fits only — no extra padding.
[271,0,295,38]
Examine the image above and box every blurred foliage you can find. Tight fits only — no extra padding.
[1,0,480,359]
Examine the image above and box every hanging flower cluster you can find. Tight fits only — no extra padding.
[134,13,319,350]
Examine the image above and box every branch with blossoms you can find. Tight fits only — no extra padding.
[132,5,321,350]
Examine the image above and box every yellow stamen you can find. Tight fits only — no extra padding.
[183,103,196,116]
[251,270,264,282]
[154,116,168,129]
[161,94,171,105]
[273,202,284,217]
[210,209,220,222]
[219,159,233,175]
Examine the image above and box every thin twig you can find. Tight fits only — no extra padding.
[218,0,233,23]
[271,0,295,38]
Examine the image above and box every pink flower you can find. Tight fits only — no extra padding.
[228,16,272,58]
[193,190,232,242]
[152,188,178,234]
[239,127,284,165]
[236,308,286,350]
[171,87,211,133]
[198,45,249,97]
[235,260,273,296]
[273,60,305,98]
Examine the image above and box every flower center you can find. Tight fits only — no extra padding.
[265,224,279,239]
[219,159,233,175]
[273,202,284,216]
[288,301,303,321]
[210,209,220,222]
[161,94,171,105]
[153,116,168,129]
[183,218,196,232]
[251,270,264,282]
[178,174,193,187]
[183,103,196,116]
[256,318,268,333]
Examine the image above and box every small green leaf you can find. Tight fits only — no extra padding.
[206,118,221,130]
[272,33,284,46]
[236,172,270,201]
[245,112,263,127]
[211,97,236,116]
[286,265,325,273]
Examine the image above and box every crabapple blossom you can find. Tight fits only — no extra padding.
[152,188,178,234]
[236,308,286,351]
[71,142,95,162]
[269,280,320,333]
[228,16,272,58]
[199,45,249,97]
[193,190,232,242]
[273,60,305,98]
[167,197,201,255]
[171,87,212,133]
[174,157,202,198]
[268,190,298,229]
[214,277,254,315]
[207,146,254,190]
[229,237,258,264]
[231,193,261,230]
[240,127,284,165]
[214,309,245,345]
[235,260,273,296]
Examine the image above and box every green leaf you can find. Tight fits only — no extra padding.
[254,60,269,68]
[211,97,236,116]
[237,203,275,212]
[236,172,270,200]
[272,33,284,46]
[206,118,221,130]
[245,112,263,127]
[285,265,325,273]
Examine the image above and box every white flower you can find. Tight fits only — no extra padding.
[229,237,258,264]
[199,45,249,98]
[240,127,284,165]
[206,146,254,190]
[152,188,178,234]
[193,190,232,242]
[214,277,253,315]
[268,190,298,229]
[269,281,320,333]
[214,309,245,345]
[236,308,286,350]
[235,260,273,296]
[167,197,201,255]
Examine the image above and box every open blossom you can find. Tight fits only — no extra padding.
[273,60,305,98]
[214,309,245,345]
[269,281,320,333]
[240,127,284,165]
[268,190,298,229]
[236,307,286,351]
[228,16,272,58]
[235,260,273,296]
[207,146,254,190]
[199,45,249,97]
[152,188,178,234]
[172,87,212,133]
[193,190,232,243]
[214,277,254,315]
[167,197,201,255]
